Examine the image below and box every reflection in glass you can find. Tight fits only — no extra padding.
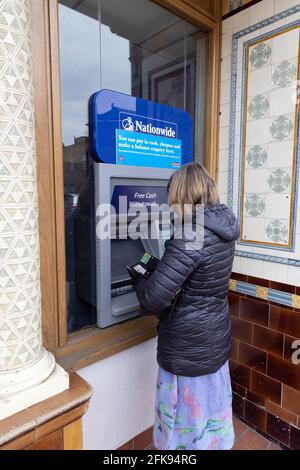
[58,0,207,332]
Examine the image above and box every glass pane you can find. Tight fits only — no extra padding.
[58,0,207,332]
[59,1,100,332]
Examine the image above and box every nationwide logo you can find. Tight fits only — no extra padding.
[122,117,135,132]
[120,113,177,138]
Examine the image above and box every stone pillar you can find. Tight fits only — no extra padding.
[0,0,68,420]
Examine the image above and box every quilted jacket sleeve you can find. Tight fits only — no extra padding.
[135,238,201,316]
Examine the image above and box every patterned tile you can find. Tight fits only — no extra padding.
[267,168,292,194]
[256,286,269,300]
[245,194,266,217]
[292,294,300,309]
[272,58,297,89]
[248,93,270,120]
[249,41,272,70]
[265,219,289,244]
[246,144,268,169]
[270,114,294,143]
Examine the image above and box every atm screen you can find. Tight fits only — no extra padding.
[111,184,168,214]
[111,238,145,285]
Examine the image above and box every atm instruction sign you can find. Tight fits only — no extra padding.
[116,129,182,169]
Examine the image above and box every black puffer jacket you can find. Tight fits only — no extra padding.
[136,203,239,377]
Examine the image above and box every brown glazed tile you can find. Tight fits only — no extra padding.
[239,428,270,450]
[228,292,240,317]
[269,305,300,337]
[282,385,300,416]
[239,342,267,373]
[290,426,300,450]
[232,393,245,418]
[284,335,300,361]
[246,390,266,407]
[230,360,251,388]
[266,400,298,427]
[232,382,246,397]
[253,325,284,357]
[269,300,294,311]
[266,413,290,446]
[134,427,153,450]
[240,297,269,327]
[231,273,248,282]
[118,439,134,450]
[267,354,300,389]
[231,317,253,343]
[244,400,267,431]
[258,429,280,447]
[247,276,269,288]
[269,281,295,294]
[231,338,239,361]
[251,370,282,405]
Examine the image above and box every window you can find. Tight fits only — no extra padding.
[30,0,220,366]
[58,0,207,332]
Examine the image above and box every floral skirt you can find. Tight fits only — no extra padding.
[153,361,234,451]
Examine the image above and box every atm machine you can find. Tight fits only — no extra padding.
[94,163,173,327]
[88,89,192,328]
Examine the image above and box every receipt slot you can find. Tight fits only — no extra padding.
[94,163,173,328]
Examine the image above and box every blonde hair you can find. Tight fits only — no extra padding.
[168,162,219,210]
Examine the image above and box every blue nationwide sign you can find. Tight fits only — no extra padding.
[89,89,193,169]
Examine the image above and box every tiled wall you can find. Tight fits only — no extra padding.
[220,0,300,285]
[220,0,300,450]
[229,274,300,449]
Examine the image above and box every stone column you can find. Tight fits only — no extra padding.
[0,0,68,420]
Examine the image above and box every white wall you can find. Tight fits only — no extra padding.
[78,338,158,450]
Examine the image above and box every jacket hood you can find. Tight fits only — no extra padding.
[204,203,240,242]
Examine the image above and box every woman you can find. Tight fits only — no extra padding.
[135,162,239,451]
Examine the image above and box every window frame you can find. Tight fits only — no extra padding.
[30,0,221,370]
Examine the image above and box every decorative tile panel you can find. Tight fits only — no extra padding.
[0,0,42,371]
[228,4,300,267]
[241,27,300,249]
